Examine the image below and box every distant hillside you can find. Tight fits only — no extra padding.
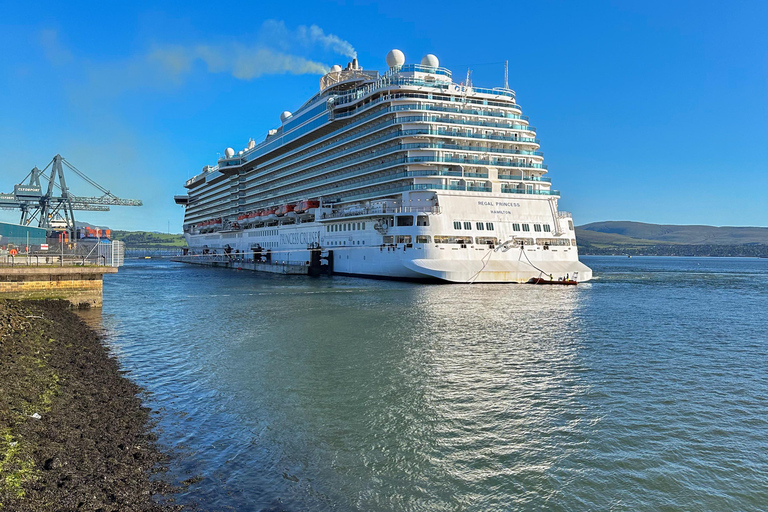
[579,221,768,245]
[111,230,186,249]
[576,221,768,257]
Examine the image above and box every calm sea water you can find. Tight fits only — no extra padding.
[83,256,768,511]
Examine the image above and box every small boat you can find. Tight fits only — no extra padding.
[295,200,320,213]
[528,277,578,285]
[276,204,296,216]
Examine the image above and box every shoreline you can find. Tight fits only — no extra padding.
[0,299,183,511]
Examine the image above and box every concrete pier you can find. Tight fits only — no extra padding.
[0,266,118,307]
[171,255,309,275]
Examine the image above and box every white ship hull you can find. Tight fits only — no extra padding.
[183,194,592,283]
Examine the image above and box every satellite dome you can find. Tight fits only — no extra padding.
[330,64,342,72]
[238,150,244,156]
[280,111,292,123]
[224,147,235,158]
[421,54,439,68]
[386,49,405,68]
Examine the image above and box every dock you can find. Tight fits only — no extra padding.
[171,255,310,275]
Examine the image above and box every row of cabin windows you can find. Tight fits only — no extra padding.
[454,221,495,231]
[329,240,367,246]
[327,222,365,232]
[453,222,552,232]
[512,223,551,232]
[381,235,500,245]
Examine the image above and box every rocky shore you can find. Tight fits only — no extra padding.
[0,300,182,511]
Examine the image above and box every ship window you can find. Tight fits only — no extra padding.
[396,235,412,244]
[463,222,472,230]
[544,224,551,232]
[486,222,494,230]
[417,216,429,226]
[476,236,498,245]
[416,235,431,243]
[383,235,394,243]
[396,216,413,227]
[476,222,484,230]
[435,236,474,244]
[534,224,542,232]
[522,224,530,232]
[513,223,521,231]
[453,221,461,229]
[568,221,574,231]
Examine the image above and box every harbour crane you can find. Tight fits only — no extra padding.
[0,154,142,238]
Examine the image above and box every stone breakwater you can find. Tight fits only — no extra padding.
[0,300,183,511]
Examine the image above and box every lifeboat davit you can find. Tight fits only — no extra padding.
[262,207,277,220]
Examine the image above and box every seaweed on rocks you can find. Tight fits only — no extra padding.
[0,299,184,511]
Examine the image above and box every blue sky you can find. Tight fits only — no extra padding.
[1,0,766,232]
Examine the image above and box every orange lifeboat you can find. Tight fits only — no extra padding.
[295,200,320,213]
[261,208,276,217]
[276,204,296,216]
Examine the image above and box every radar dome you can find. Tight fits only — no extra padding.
[386,49,405,68]
[330,64,342,72]
[280,111,292,123]
[420,54,439,68]
[224,147,235,158]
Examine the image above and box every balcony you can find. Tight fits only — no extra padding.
[498,174,552,183]
[500,187,560,196]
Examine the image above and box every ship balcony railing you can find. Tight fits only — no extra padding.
[402,128,538,144]
[557,211,572,218]
[333,91,522,117]
[260,105,536,174]
[392,102,528,122]
[332,75,515,109]
[247,153,546,201]
[336,101,528,123]
[463,172,489,178]
[319,204,441,220]
[396,114,535,133]
[500,187,560,196]
[391,64,453,77]
[245,142,544,196]
[250,169,496,210]
[409,142,542,157]
[222,108,539,189]
[252,115,539,188]
[498,174,552,183]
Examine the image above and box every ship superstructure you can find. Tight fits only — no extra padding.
[174,50,592,282]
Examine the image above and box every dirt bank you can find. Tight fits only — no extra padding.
[0,299,182,511]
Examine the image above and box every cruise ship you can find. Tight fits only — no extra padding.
[174,50,592,283]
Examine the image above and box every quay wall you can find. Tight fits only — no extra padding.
[0,267,118,307]
[171,255,309,275]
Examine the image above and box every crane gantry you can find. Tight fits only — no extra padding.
[0,154,142,238]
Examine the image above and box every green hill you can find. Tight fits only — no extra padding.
[576,222,768,257]
[111,230,186,249]
[578,221,768,245]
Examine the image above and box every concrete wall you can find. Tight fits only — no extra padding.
[0,267,118,308]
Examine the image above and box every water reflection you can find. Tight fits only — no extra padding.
[82,259,768,511]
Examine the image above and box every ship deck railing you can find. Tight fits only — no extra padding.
[318,205,440,221]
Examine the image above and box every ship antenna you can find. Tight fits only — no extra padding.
[504,60,509,90]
